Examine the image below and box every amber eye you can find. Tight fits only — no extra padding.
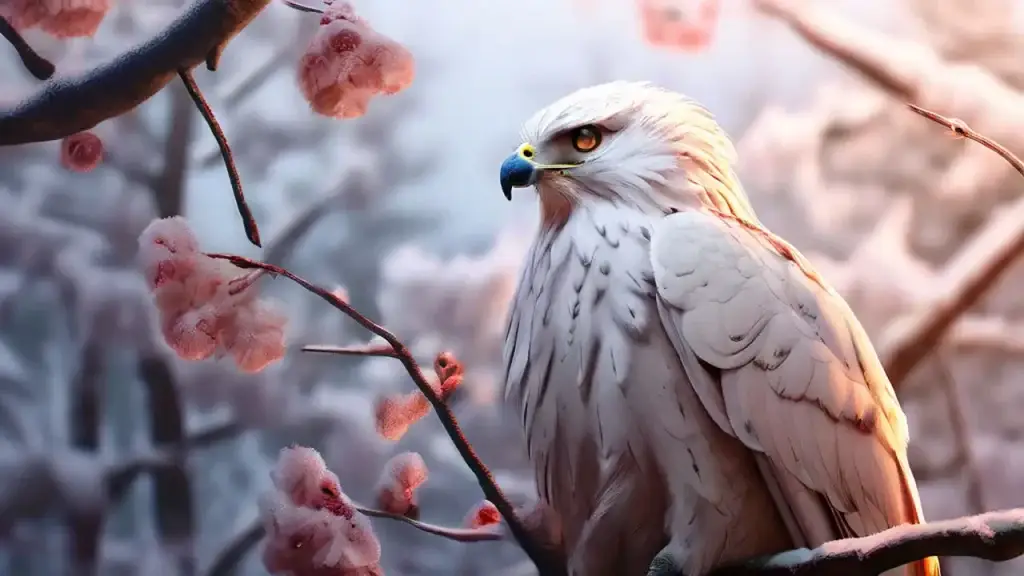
[570,125,602,153]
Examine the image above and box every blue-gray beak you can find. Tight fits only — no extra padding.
[500,152,537,201]
[499,143,581,201]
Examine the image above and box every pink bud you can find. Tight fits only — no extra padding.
[464,500,501,529]
[60,131,104,172]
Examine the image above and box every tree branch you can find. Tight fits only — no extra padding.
[202,253,564,574]
[880,105,1024,385]
[0,16,54,80]
[177,68,260,247]
[204,504,502,576]
[711,508,1024,575]
[0,0,273,146]
[301,343,399,358]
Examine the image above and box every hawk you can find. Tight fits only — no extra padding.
[499,81,938,576]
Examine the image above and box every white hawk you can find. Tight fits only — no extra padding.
[499,81,939,576]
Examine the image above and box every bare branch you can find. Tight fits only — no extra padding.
[0,0,274,146]
[202,253,563,573]
[301,343,398,358]
[880,105,1024,385]
[0,16,54,80]
[177,68,261,247]
[907,104,1024,177]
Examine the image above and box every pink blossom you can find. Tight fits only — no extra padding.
[60,131,104,172]
[39,0,111,38]
[136,217,287,371]
[262,446,382,575]
[463,500,501,529]
[0,0,47,30]
[272,446,344,510]
[374,452,427,516]
[1,0,111,37]
[221,300,288,373]
[296,1,414,119]
[261,490,381,575]
[373,390,431,441]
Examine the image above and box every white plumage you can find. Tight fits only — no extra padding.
[499,81,939,576]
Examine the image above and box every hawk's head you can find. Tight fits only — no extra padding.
[499,81,757,225]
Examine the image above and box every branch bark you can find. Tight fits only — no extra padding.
[0,0,273,145]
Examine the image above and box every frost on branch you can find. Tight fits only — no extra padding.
[136,216,286,372]
[60,131,104,173]
[464,500,501,529]
[1,0,111,37]
[297,0,415,119]
[262,446,382,575]
[374,451,427,517]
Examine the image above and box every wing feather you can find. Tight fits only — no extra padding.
[650,209,938,576]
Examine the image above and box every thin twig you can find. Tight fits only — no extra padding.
[280,0,325,13]
[202,253,563,573]
[0,16,54,80]
[932,354,987,513]
[907,104,1024,177]
[0,0,275,145]
[301,343,398,357]
[880,105,1024,385]
[357,505,502,541]
[177,68,261,248]
[204,504,501,576]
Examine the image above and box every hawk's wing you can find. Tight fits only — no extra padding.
[650,209,938,576]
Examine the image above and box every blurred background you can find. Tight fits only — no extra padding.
[1,0,1023,574]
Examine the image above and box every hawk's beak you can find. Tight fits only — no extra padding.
[499,143,581,201]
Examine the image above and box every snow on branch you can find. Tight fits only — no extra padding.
[705,508,1024,575]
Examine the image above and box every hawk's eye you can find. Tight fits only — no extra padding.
[570,125,602,153]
